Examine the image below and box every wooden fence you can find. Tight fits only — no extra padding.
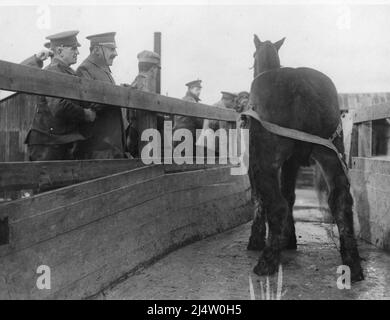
[0,93,38,162]
[350,102,390,251]
[0,59,252,299]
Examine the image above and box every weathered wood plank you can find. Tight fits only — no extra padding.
[1,166,238,255]
[0,60,237,122]
[0,93,38,162]
[60,190,252,300]
[1,189,251,299]
[352,156,390,175]
[353,103,390,123]
[0,165,164,224]
[350,157,390,251]
[357,121,372,157]
[0,159,145,191]
[338,92,390,111]
[0,166,251,299]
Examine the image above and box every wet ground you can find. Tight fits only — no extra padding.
[101,190,390,300]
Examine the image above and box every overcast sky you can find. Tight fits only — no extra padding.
[1,0,390,103]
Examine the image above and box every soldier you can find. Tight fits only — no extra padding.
[25,31,96,161]
[202,91,238,156]
[173,80,204,151]
[127,50,161,158]
[235,91,250,113]
[131,50,160,91]
[216,91,237,109]
[208,91,238,131]
[75,32,126,159]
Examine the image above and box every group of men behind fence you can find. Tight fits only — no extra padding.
[22,30,249,161]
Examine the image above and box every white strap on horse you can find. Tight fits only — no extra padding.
[240,108,351,184]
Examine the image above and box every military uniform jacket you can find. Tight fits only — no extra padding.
[128,73,149,122]
[209,100,227,131]
[173,92,204,143]
[76,55,126,158]
[21,55,44,69]
[25,58,86,145]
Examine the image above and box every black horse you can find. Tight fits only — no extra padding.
[243,35,364,282]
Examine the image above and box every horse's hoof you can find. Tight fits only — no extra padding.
[351,266,364,283]
[351,272,364,283]
[247,237,265,251]
[343,254,364,282]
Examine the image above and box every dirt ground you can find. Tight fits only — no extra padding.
[101,190,390,300]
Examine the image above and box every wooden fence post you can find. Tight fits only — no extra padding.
[357,121,372,157]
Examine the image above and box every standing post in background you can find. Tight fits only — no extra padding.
[154,32,168,159]
[154,32,161,95]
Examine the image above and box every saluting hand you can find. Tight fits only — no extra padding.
[84,108,96,122]
[35,49,53,62]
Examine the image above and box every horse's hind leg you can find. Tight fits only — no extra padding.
[280,156,300,250]
[247,165,266,251]
[311,146,364,282]
[253,166,288,276]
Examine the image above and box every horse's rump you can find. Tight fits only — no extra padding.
[250,67,341,139]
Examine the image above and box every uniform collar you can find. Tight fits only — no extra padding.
[87,54,112,74]
[185,90,201,102]
[51,57,76,75]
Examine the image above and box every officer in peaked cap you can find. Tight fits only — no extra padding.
[125,50,161,158]
[220,91,238,104]
[173,79,204,153]
[235,91,250,113]
[130,50,161,92]
[87,32,117,48]
[185,79,202,90]
[75,32,126,159]
[46,30,81,48]
[200,90,237,156]
[25,30,96,161]
[85,32,117,67]
[210,91,238,124]
[184,79,202,102]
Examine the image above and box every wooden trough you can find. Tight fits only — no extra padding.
[0,56,252,299]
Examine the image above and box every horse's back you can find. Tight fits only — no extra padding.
[250,67,340,138]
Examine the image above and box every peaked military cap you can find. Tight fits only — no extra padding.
[46,30,81,48]
[86,32,117,48]
[137,50,160,66]
[221,91,238,99]
[186,79,202,88]
[238,91,250,98]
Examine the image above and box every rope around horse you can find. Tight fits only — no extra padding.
[240,108,350,185]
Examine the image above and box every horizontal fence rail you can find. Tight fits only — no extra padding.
[0,60,238,122]
[353,103,390,123]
